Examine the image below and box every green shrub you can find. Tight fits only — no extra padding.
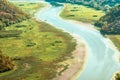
[15,25,26,28]
[0,30,22,38]
[115,72,120,80]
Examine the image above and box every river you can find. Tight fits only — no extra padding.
[9,0,120,80]
[35,3,120,80]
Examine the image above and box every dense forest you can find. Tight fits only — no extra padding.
[46,0,120,11]
[95,5,120,34]
[0,0,29,30]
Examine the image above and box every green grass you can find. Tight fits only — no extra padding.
[60,4,105,22]
[13,2,45,15]
[0,2,76,80]
[108,35,120,51]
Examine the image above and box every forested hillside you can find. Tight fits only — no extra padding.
[95,5,120,34]
[46,0,120,11]
[0,0,29,30]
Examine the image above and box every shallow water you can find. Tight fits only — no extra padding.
[9,0,120,80]
[35,6,120,80]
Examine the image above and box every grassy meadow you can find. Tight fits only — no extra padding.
[13,2,45,15]
[0,2,76,80]
[60,4,104,22]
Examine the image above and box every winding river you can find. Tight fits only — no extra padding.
[35,3,120,80]
[10,0,120,80]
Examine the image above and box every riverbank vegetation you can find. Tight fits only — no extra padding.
[94,5,120,51]
[60,4,104,22]
[0,0,29,30]
[114,72,120,80]
[46,0,119,11]
[95,5,120,35]
[59,1,120,51]
[108,35,120,51]
[0,1,76,80]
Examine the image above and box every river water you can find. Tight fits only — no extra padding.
[35,4,120,80]
[9,0,120,80]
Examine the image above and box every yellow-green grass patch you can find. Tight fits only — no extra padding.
[108,35,120,51]
[60,4,104,22]
[13,2,45,15]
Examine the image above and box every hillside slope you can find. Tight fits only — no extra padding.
[0,0,29,30]
[0,0,29,72]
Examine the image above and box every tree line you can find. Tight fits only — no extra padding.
[95,5,120,35]
[46,0,120,35]
[45,0,120,11]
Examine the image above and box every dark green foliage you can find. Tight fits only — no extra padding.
[26,42,36,47]
[115,73,120,80]
[95,5,120,34]
[15,24,26,28]
[0,0,29,30]
[93,15,98,17]
[67,15,75,17]
[49,1,63,6]
[0,30,22,38]
[46,0,120,11]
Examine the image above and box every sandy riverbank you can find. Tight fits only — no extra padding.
[68,20,96,31]
[53,34,88,80]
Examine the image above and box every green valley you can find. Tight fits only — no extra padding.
[0,1,76,80]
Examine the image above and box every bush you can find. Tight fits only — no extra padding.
[0,51,14,73]
[0,30,22,38]
[15,25,26,28]
[115,72,120,80]
[67,15,75,17]
[93,14,98,17]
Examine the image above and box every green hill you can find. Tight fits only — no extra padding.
[0,0,29,30]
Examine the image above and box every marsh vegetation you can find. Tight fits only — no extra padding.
[0,1,76,80]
